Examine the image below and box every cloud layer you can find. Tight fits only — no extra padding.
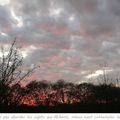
[0,0,120,84]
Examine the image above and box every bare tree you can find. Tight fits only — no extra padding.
[0,39,37,106]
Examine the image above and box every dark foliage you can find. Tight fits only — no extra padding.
[1,79,120,112]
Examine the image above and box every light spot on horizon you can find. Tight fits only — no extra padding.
[86,69,113,79]
[86,70,104,79]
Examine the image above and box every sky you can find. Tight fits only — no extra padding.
[0,0,120,85]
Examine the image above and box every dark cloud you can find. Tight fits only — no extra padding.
[0,5,13,36]
[0,0,120,84]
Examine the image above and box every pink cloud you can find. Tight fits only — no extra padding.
[40,24,71,36]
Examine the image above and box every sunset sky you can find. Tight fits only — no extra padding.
[0,0,120,84]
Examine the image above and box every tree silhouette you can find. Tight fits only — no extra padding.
[26,80,50,106]
[0,39,36,106]
[52,79,66,90]
[76,83,95,103]
[51,80,67,103]
[8,83,26,106]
